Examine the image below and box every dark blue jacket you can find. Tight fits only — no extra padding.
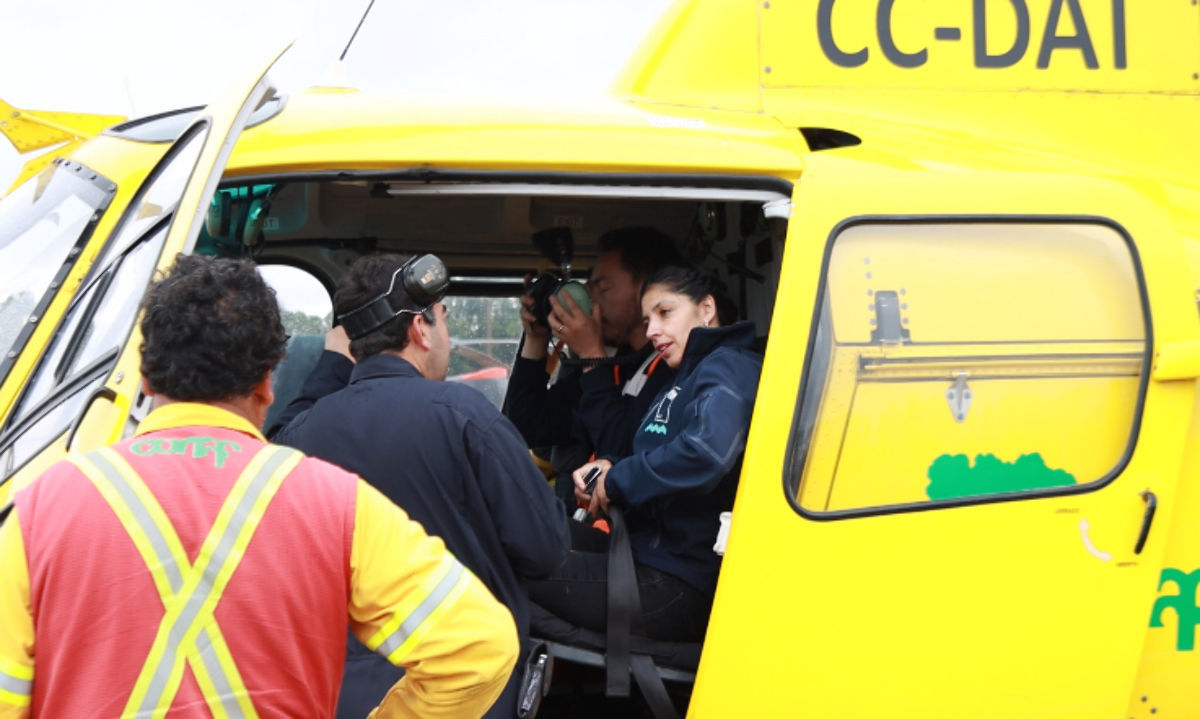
[504,343,676,461]
[605,322,762,597]
[272,353,569,718]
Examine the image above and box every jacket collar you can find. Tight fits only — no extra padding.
[135,402,266,441]
[349,353,424,384]
[676,321,759,379]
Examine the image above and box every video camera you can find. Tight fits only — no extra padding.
[526,227,591,328]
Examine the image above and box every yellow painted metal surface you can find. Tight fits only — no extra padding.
[612,0,1200,238]
[611,0,762,112]
[225,93,805,178]
[1153,340,1200,381]
[696,160,1198,717]
[1131,390,1200,717]
[0,97,127,195]
[168,44,290,256]
[762,0,1198,93]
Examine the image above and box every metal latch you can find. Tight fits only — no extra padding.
[762,197,791,219]
[946,372,972,423]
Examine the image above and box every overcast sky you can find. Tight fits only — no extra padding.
[0,0,670,191]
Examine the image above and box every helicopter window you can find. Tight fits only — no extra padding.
[443,295,523,410]
[786,220,1147,516]
[104,95,284,144]
[259,264,333,337]
[0,221,170,478]
[0,162,115,385]
[88,124,206,277]
[258,263,333,433]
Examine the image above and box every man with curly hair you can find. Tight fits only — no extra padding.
[0,254,518,719]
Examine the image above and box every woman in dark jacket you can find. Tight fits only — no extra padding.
[528,264,763,641]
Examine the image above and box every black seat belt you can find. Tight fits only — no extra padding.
[605,505,680,719]
[606,505,635,697]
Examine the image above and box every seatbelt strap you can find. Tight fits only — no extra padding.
[604,505,681,718]
[605,505,635,698]
[630,654,680,719]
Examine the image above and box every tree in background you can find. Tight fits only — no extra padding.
[280,310,331,337]
[444,296,522,363]
[273,298,522,373]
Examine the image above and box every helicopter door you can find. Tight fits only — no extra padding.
[695,158,1197,717]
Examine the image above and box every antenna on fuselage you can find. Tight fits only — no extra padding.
[315,0,376,89]
[340,0,377,61]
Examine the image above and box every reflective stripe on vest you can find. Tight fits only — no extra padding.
[364,553,470,665]
[0,657,32,707]
[69,444,302,719]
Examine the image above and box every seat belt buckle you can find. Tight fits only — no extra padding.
[517,643,553,717]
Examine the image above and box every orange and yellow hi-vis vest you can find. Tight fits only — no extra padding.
[0,403,518,718]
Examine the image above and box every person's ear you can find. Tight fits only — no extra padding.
[409,313,434,350]
[700,295,718,327]
[140,375,155,398]
[251,371,275,410]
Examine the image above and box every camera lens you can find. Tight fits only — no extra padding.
[527,272,563,327]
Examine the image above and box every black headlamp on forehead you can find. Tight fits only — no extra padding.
[337,254,450,340]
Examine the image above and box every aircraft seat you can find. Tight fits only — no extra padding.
[263,333,325,432]
[530,506,697,719]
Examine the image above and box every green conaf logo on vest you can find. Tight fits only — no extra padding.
[130,436,243,468]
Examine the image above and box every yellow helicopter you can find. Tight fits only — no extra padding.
[1,1,1198,716]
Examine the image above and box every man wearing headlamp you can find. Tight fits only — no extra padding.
[271,253,569,719]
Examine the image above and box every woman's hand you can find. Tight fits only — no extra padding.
[572,459,613,516]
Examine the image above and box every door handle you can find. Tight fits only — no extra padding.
[1134,489,1157,555]
[65,385,118,452]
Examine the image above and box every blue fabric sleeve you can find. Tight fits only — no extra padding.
[463,395,571,577]
[266,351,354,440]
[503,355,582,447]
[575,365,637,459]
[606,352,759,508]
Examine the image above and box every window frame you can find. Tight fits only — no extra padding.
[783,214,1153,521]
[0,160,117,387]
[84,122,209,281]
[0,214,173,487]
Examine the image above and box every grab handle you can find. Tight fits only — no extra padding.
[1134,490,1157,555]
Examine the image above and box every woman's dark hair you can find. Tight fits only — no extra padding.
[642,264,738,326]
[334,253,436,362]
[139,254,287,401]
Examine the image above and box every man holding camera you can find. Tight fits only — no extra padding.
[270,253,569,719]
[504,227,683,504]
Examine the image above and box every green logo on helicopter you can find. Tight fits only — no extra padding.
[1150,568,1200,651]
